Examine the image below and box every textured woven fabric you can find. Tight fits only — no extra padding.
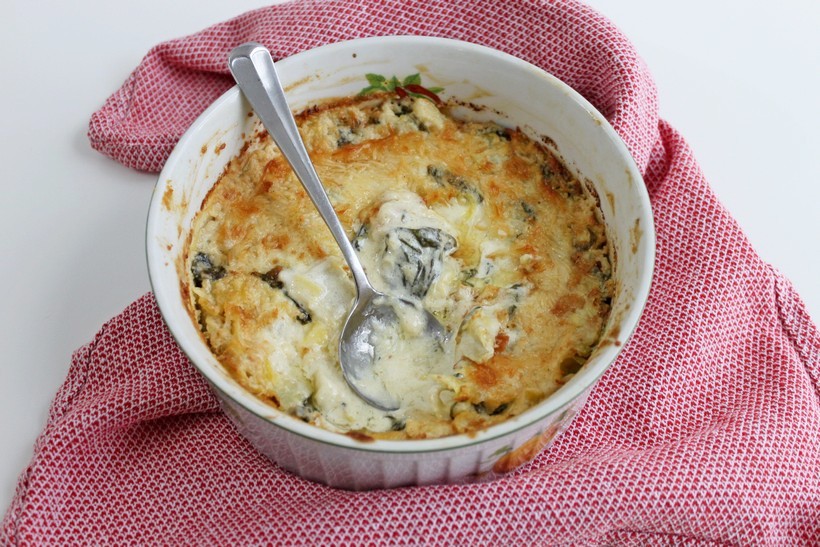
[4,0,820,544]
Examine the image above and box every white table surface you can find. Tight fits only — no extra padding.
[1,0,817,513]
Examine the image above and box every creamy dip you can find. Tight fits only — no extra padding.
[187,93,613,439]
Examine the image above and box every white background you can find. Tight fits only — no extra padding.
[1,0,817,513]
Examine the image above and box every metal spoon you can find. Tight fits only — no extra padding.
[228,43,447,412]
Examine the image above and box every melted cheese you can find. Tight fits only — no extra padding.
[188,93,613,439]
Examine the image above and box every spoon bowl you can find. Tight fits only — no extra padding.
[228,42,447,411]
[339,286,449,411]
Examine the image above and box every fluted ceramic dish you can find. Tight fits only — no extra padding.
[146,36,655,490]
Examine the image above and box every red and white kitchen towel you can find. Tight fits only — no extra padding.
[4,0,819,544]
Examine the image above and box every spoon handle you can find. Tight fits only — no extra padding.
[228,42,372,294]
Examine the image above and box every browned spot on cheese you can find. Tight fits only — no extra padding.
[471,361,499,389]
[487,181,501,199]
[494,331,510,353]
[420,186,460,206]
[262,233,290,249]
[551,294,585,316]
[307,240,327,259]
[539,181,564,205]
[489,199,504,221]
[225,303,254,325]
[257,179,273,195]
[331,132,400,162]
[221,187,240,201]
[504,152,532,180]
[264,158,291,180]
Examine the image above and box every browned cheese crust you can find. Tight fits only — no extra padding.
[188,93,613,439]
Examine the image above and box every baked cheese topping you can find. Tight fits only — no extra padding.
[187,93,613,439]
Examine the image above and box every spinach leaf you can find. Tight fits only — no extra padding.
[191,252,226,288]
[385,227,457,299]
